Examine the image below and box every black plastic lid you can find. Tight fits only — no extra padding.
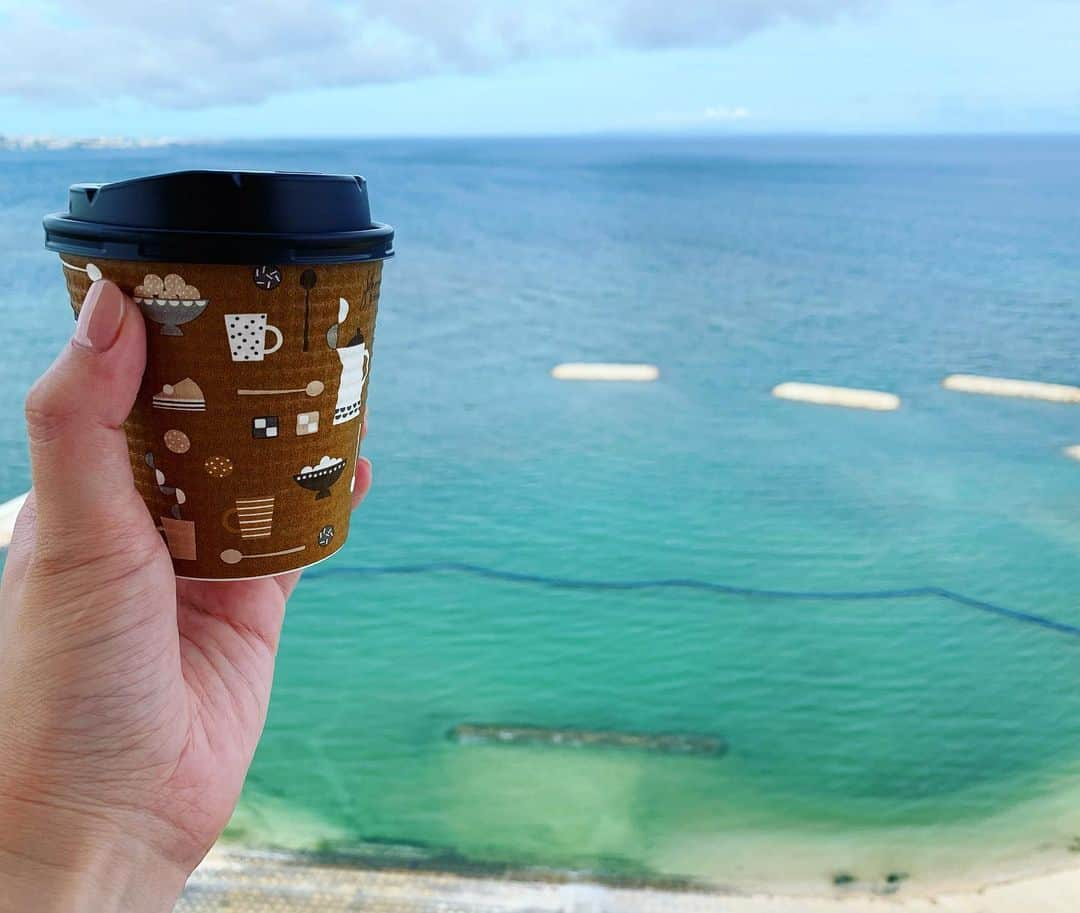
[43,170,394,264]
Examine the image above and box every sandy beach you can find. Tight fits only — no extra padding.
[178,846,1079,913]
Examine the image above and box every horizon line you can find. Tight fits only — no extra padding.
[5,129,1080,147]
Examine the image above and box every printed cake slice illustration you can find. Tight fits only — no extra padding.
[153,378,207,412]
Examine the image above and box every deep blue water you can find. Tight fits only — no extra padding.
[2,136,1079,889]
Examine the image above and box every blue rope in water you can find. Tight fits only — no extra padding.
[307,561,1080,641]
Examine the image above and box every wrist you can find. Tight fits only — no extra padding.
[0,792,189,913]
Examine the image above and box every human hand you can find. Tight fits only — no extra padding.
[0,280,372,912]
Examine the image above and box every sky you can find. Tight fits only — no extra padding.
[0,0,1077,138]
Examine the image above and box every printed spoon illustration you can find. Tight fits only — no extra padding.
[60,258,103,281]
[299,269,316,351]
[220,545,305,565]
[237,380,325,397]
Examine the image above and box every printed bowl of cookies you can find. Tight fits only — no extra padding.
[135,272,209,336]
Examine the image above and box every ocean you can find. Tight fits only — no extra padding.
[2,135,1079,892]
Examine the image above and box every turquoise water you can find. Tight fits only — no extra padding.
[3,136,1080,890]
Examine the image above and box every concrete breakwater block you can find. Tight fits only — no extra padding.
[771,382,901,412]
[448,723,727,757]
[0,491,29,550]
[943,374,1080,403]
[551,363,660,382]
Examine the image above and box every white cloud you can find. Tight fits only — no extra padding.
[654,105,754,127]
[0,0,877,108]
[702,106,752,121]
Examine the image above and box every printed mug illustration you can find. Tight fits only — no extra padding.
[296,411,320,436]
[225,313,284,362]
[252,415,279,439]
[144,451,196,560]
[318,525,335,547]
[153,378,206,412]
[252,265,282,290]
[135,273,208,336]
[222,496,275,540]
[294,455,347,500]
[326,297,369,425]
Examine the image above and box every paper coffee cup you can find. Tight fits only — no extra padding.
[44,171,393,579]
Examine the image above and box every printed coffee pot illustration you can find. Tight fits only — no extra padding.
[327,297,369,425]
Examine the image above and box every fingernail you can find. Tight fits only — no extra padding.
[73,280,125,352]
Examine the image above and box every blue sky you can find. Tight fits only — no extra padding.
[0,0,1077,137]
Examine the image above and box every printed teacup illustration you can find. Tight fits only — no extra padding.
[327,297,369,425]
[161,516,197,561]
[225,313,284,362]
[135,273,208,336]
[294,455,347,500]
[153,378,206,412]
[222,496,276,540]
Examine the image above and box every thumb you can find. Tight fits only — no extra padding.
[24,279,149,559]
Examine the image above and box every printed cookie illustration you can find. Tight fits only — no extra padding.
[164,429,191,453]
[153,378,206,412]
[225,313,283,362]
[326,297,369,425]
[293,455,347,500]
[252,265,282,290]
[135,273,208,336]
[205,455,234,478]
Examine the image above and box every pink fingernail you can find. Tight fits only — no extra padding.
[73,280,125,352]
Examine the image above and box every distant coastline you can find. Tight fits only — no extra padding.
[0,134,178,151]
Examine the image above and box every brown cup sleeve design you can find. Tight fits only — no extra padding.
[57,257,382,579]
